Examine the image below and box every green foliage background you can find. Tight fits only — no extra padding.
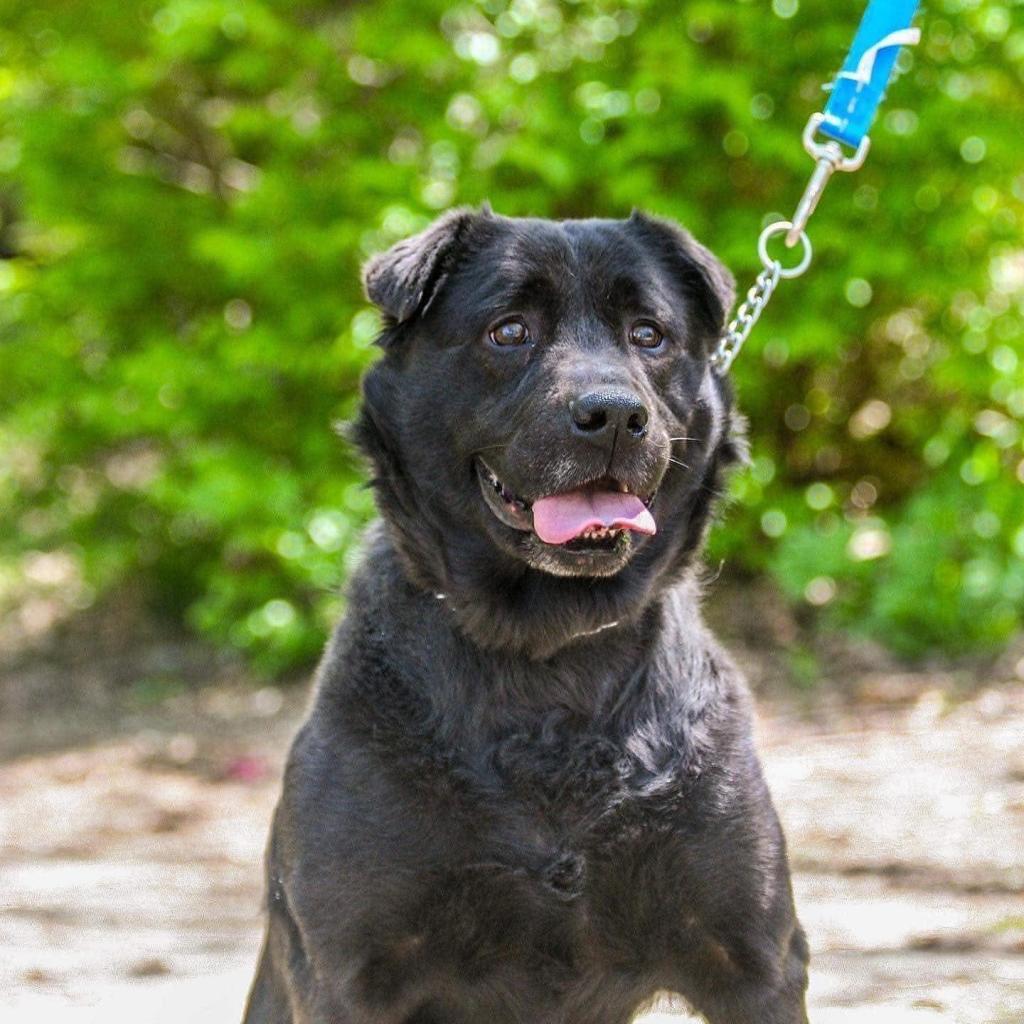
[1,0,1022,674]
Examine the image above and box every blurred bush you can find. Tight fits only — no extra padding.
[0,0,1021,674]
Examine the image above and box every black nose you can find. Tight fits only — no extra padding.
[570,388,649,442]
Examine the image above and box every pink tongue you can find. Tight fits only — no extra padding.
[531,489,657,546]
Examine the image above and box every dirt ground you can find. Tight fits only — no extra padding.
[2,671,1023,1024]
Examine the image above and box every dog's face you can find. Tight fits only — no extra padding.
[357,208,742,654]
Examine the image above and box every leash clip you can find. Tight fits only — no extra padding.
[785,113,871,247]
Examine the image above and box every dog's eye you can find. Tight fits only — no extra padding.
[489,318,530,347]
[629,322,664,350]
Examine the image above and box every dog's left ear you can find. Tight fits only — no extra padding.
[363,206,488,326]
[627,210,735,335]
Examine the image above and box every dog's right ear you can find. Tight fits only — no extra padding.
[362,206,485,327]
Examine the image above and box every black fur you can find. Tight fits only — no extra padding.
[243,208,808,1024]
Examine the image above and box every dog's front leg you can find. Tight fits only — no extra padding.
[683,924,809,1024]
[243,901,459,1024]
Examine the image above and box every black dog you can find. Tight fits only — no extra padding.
[242,208,808,1024]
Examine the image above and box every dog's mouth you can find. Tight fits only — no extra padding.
[475,458,657,553]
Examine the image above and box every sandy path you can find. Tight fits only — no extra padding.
[1,683,1022,1023]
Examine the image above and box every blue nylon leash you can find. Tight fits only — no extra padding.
[821,0,922,150]
[712,0,922,373]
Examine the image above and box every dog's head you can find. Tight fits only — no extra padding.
[356,207,744,657]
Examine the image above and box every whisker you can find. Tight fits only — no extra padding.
[667,436,695,443]
[667,457,690,471]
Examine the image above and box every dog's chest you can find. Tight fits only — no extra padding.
[341,663,719,999]
[403,719,703,973]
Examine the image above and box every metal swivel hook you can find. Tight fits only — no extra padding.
[785,114,872,248]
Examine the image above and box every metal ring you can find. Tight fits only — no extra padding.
[757,221,813,279]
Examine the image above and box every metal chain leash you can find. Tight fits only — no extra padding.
[710,0,923,375]
[711,260,781,374]
[711,220,812,374]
